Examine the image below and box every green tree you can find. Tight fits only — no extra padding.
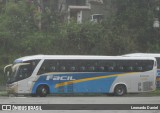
[106,0,156,53]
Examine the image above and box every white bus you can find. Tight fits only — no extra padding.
[4,55,157,97]
[123,53,160,88]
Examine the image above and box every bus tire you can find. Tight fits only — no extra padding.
[37,85,49,97]
[114,84,126,96]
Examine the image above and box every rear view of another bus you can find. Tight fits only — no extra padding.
[123,53,160,88]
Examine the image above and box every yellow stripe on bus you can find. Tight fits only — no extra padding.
[55,72,135,88]
[156,77,160,81]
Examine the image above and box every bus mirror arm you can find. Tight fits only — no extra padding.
[4,64,13,74]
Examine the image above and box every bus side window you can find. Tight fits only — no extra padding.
[70,66,76,71]
[89,66,95,72]
[128,66,133,71]
[80,66,85,72]
[99,66,104,72]
[108,66,114,72]
[137,67,143,71]
[143,61,153,71]
[38,60,57,75]
[118,66,124,72]
[50,66,56,71]
[60,66,66,72]
[146,65,153,71]
[124,60,134,72]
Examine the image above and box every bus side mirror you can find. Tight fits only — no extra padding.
[4,64,12,82]
[4,64,12,74]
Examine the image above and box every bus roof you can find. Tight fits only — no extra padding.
[123,53,160,57]
[14,55,156,62]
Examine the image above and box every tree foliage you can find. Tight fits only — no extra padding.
[0,0,160,77]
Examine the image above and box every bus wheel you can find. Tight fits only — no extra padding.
[114,85,126,96]
[37,85,49,97]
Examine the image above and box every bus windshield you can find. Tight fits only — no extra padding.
[5,60,40,84]
[7,63,30,84]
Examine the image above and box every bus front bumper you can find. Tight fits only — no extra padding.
[6,82,18,94]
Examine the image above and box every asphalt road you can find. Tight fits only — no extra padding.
[0,96,160,104]
[0,96,160,113]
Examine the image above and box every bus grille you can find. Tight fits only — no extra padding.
[143,81,153,91]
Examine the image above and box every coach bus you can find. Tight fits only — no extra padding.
[123,53,160,88]
[4,55,157,97]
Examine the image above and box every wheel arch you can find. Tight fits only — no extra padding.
[114,83,127,96]
[110,83,128,93]
[36,84,50,94]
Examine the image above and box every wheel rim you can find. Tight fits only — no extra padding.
[42,87,47,94]
[37,86,48,97]
[115,86,126,96]
[117,88,124,95]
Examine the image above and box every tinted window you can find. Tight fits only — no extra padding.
[37,59,154,75]
[10,60,40,83]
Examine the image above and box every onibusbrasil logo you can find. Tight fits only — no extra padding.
[1,105,42,111]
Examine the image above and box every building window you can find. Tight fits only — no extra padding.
[66,0,86,6]
[91,14,104,23]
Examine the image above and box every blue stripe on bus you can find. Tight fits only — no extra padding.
[156,70,160,88]
[157,69,160,76]
[31,72,121,94]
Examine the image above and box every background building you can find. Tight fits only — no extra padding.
[41,0,108,23]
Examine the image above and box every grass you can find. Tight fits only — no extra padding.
[146,88,160,96]
[0,91,7,96]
